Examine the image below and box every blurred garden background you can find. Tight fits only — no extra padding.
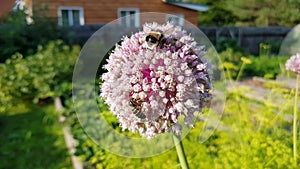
[0,0,300,169]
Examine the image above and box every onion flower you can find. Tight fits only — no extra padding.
[100,22,212,139]
[286,53,300,75]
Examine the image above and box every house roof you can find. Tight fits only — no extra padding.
[163,0,209,12]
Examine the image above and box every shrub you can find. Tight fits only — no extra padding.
[244,56,289,78]
[218,48,289,80]
[0,7,79,62]
[0,40,79,112]
[215,37,246,54]
[219,48,245,79]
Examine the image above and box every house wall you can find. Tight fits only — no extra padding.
[32,0,199,25]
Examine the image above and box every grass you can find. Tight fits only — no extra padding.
[0,103,72,169]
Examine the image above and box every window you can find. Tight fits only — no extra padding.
[166,14,184,26]
[58,7,84,26]
[118,8,140,27]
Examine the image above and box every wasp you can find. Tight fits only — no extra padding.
[129,97,146,119]
[143,31,164,50]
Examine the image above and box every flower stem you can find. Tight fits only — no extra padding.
[236,62,245,81]
[173,134,190,169]
[293,75,299,166]
[225,68,232,82]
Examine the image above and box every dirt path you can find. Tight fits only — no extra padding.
[227,77,299,122]
[55,97,83,169]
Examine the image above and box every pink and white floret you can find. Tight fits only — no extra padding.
[101,22,212,139]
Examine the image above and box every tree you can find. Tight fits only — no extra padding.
[0,40,80,112]
[195,0,238,26]
[189,0,300,27]
[0,4,78,62]
[227,0,300,26]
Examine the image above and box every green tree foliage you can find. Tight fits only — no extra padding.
[227,0,300,26]
[194,0,238,26]
[190,0,300,26]
[0,40,80,112]
[0,6,78,62]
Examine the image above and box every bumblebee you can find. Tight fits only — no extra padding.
[143,31,164,50]
[129,97,146,119]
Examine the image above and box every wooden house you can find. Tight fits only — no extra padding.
[24,0,208,26]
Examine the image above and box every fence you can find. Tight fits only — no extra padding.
[68,25,291,55]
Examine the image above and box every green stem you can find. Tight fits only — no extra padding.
[226,68,232,82]
[236,62,245,81]
[293,75,299,166]
[173,134,190,169]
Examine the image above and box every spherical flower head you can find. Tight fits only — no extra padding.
[286,53,300,75]
[100,22,212,139]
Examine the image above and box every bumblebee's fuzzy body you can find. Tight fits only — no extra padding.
[143,31,164,50]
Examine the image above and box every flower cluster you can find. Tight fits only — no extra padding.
[286,53,300,75]
[100,22,212,139]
